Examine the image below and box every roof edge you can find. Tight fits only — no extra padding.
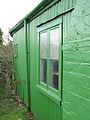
[9,0,59,36]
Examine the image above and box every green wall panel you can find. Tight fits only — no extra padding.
[11,0,90,120]
[13,27,28,105]
[28,1,76,120]
[63,0,90,120]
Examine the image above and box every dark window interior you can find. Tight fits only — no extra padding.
[50,60,59,89]
[40,59,47,83]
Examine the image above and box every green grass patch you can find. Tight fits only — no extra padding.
[0,97,29,120]
[0,87,31,120]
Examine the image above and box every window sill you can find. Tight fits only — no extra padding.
[36,85,61,105]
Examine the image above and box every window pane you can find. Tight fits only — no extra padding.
[50,60,58,90]
[50,28,59,59]
[14,44,18,57]
[50,28,59,90]
[40,32,47,58]
[40,59,47,83]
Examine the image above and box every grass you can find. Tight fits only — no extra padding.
[0,85,34,120]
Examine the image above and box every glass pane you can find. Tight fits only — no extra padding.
[40,32,47,58]
[50,60,58,90]
[50,28,59,59]
[40,59,47,84]
[50,27,59,90]
[14,44,18,57]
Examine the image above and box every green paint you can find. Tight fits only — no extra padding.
[13,27,28,106]
[9,0,90,120]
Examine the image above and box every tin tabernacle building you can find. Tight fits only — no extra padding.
[10,0,90,120]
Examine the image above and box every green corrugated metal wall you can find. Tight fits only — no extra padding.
[13,27,28,105]
[12,0,90,120]
[27,0,76,120]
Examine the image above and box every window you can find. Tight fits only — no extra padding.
[38,17,62,100]
[40,27,60,90]
[14,44,18,57]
